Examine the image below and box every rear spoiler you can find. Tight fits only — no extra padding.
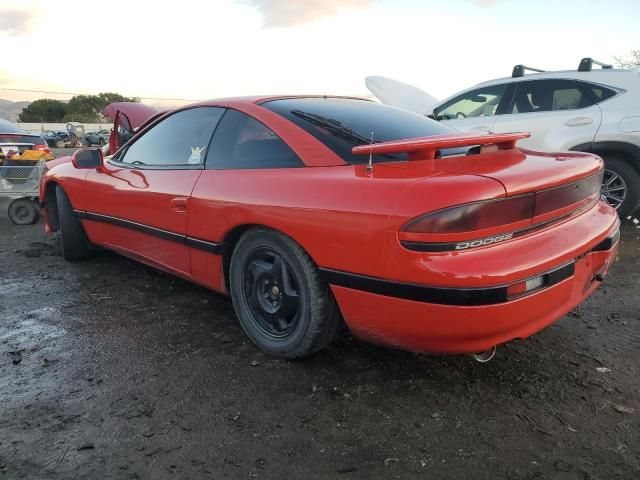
[352,132,530,161]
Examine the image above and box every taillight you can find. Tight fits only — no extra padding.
[402,195,535,234]
[400,173,603,252]
[35,143,51,153]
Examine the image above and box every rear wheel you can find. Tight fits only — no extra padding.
[55,185,94,260]
[229,228,342,359]
[55,140,65,148]
[601,157,640,218]
[8,198,40,225]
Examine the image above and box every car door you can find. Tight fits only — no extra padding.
[81,106,225,274]
[433,83,512,133]
[491,79,602,151]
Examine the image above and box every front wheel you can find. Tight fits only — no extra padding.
[229,228,342,359]
[55,140,65,148]
[601,157,640,218]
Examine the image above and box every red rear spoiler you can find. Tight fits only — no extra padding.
[352,132,530,161]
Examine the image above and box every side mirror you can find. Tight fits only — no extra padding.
[72,147,103,169]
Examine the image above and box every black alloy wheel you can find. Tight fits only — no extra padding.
[243,247,300,339]
[229,228,342,358]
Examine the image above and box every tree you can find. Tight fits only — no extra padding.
[614,50,640,69]
[18,92,140,124]
[18,99,68,122]
[66,92,139,122]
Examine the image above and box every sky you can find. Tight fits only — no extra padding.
[0,0,638,108]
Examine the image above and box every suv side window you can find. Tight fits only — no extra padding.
[511,79,594,113]
[435,84,508,120]
[579,81,617,103]
[117,107,224,167]
[206,109,303,169]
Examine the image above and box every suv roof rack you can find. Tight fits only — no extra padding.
[512,64,545,78]
[578,57,613,72]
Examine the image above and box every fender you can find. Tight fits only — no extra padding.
[571,141,640,170]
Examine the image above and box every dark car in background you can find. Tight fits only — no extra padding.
[0,118,52,163]
[41,130,83,148]
[85,129,111,146]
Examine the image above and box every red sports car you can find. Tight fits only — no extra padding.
[40,96,620,360]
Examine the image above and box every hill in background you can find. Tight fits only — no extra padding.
[0,99,31,123]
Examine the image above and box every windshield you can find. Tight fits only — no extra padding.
[262,97,456,164]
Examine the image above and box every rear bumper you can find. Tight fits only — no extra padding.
[329,223,619,354]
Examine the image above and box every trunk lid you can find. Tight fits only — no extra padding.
[431,148,603,195]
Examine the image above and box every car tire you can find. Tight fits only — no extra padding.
[229,228,342,359]
[56,140,65,148]
[99,138,105,146]
[55,185,94,261]
[601,157,640,218]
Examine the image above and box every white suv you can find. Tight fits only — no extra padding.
[367,58,640,217]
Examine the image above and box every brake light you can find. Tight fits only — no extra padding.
[400,173,603,252]
[402,195,535,234]
[35,143,51,153]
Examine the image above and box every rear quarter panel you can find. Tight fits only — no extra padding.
[187,163,506,291]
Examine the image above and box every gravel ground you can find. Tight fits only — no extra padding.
[0,166,639,479]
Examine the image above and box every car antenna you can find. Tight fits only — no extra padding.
[366,131,374,174]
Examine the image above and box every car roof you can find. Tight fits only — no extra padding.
[436,68,639,108]
[191,95,371,108]
[474,68,636,87]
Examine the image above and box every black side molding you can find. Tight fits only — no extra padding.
[75,210,223,255]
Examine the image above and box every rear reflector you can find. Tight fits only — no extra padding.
[507,275,544,299]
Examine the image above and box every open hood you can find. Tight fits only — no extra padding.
[365,76,439,116]
[104,102,160,130]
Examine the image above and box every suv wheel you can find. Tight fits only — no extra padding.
[601,157,640,218]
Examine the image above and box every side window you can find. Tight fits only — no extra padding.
[511,80,594,114]
[118,107,224,167]
[206,109,303,169]
[580,82,617,103]
[435,84,508,120]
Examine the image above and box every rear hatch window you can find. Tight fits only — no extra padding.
[262,97,456,164]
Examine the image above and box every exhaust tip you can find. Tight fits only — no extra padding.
[470,346,496,363]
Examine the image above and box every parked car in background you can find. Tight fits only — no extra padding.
[85,130,110,146]
[41,130,81,148]
[367,58,640,217]
[40,97,618,360]
[0,118,52,164]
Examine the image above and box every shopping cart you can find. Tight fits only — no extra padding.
[0,160,47,225]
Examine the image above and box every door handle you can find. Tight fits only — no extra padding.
[564,117,594,127]
[170,197,188,213]
[471,125,491,132]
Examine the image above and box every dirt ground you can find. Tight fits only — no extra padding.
[1,188,639,479]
